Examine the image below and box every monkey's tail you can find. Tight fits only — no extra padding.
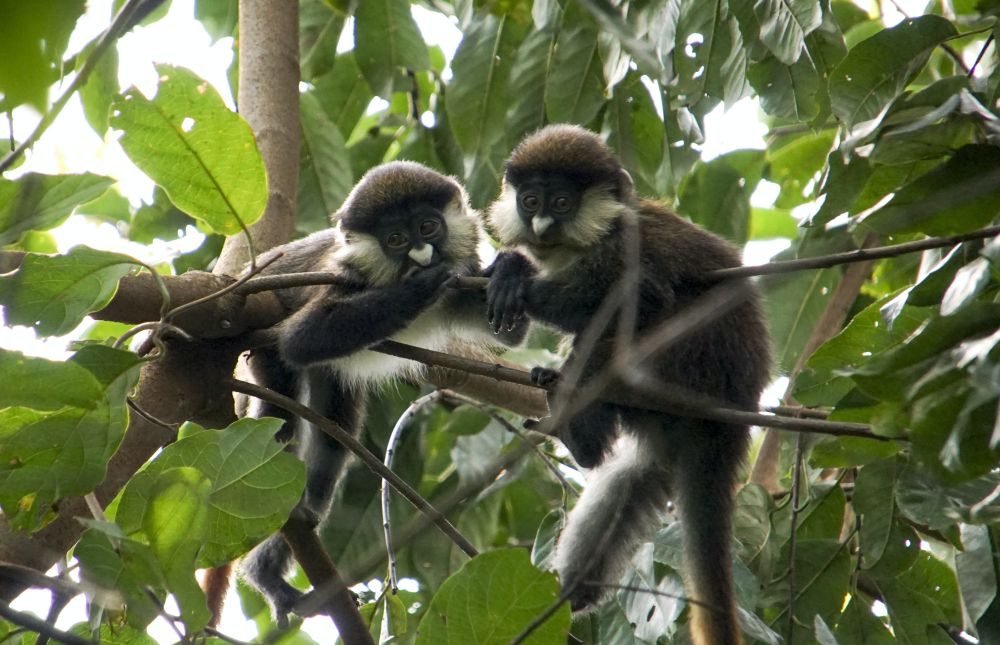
[552,434,670,610]
[203,562,233,628]
[673,429,744,645]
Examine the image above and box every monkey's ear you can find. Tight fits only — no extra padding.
[616,169,635,201]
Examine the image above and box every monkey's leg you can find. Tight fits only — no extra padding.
[553,427,670,610]
[245,346,299,442]
[671,423,747,645]
[240,535,303,625]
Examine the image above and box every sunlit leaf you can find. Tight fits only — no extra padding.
[0,173,114,246]
[110,65,267,236]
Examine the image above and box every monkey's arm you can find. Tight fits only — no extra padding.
[486,251,606,333]
[279,264,450,365]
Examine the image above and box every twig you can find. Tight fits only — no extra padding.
[0,0,151,173]
[382,391,444,592]
[227,378,479,558]
[786,434,806,645]
[711,222,1000,279]
[968,35,994,77]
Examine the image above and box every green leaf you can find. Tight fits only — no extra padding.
[0,173,114,246]
[833,595,895,645]
[300,0,345,80]
[115,418,305,566]
[545,10,606,125]
[78,38,120,135]
[767,131,836,208]
[603,73,665,197]
[0,246,137,336]
[313,52,370,139]
[507,26,558,145]
[298,92,353,234]
[763,262,840,374]
[749,54,821,120]
[896,468,1000,529]
[750,207,798,239]
[677,149,765,243]
[955,524,998,627]
[75,528,165,629]
[854,458,898,568]
[788,539,852,639]
[110,65,267,235]
[0,346,140,530]
[829,16,958,127]
[416,548,570,645]
[145,466,213,630]
[793,292,932,407]
[447,15,524,173]
[674,0,749,107]
[0,0,84,111]
[809,436,901,468]
[753,0,822,65]
[353,0,430,98]
[940,257,991,316]
[0,348,103,410]
[864,145,1000,237]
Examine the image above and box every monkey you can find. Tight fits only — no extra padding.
[235,161,527,623]
[484,125,770,645]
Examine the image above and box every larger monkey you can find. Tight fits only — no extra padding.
[485,125,770,645]
[239,161,525,622]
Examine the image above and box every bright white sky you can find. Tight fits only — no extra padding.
[2,0,925,641]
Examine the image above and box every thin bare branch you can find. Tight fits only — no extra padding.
[227,378,478,558]
[712,222,1000,280]
[0,600,93,645]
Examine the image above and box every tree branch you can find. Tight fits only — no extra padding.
[227,378,479,558]
[0,600,93,645]
[280,511,374,645]
[711,223,1000,280]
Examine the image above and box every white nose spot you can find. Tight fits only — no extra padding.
[408,244,434,266]
[532,215,554,236]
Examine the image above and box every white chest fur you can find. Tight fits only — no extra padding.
[325,302,452,389]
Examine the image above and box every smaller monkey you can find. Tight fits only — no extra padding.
[238,161,525,622]
[485,125,770,645]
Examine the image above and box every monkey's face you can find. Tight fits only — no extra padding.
[372,205,449,269]
[511,174,582,246]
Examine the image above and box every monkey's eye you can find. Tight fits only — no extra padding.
[519,193,541,212]
[386,232,408,248]
[551,195,572,213]
[419,219,440,237]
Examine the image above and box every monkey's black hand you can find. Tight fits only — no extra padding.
[530,366,560,389]
[403,263,452,305]
[485,251,535,334]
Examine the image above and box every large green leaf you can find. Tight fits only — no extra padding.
[0,173,114,246]
[829,16,957,127]
[354,0,430,98]
[0,0,84,111]
[298,92,353,233]
[545,9,606,125]
[673,0,749,106]
[506,26,558,145]
[313,52,371,139]
[677,149,764,243]
[416,548,570,644]
[863,145,1000,236]
[603,74,665,197]
[0,246,137,336]
[753,0,822,65]
[0,346,140,530]
[853,458,898,569]
[110,65,267,236]
[114,418,305,566]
